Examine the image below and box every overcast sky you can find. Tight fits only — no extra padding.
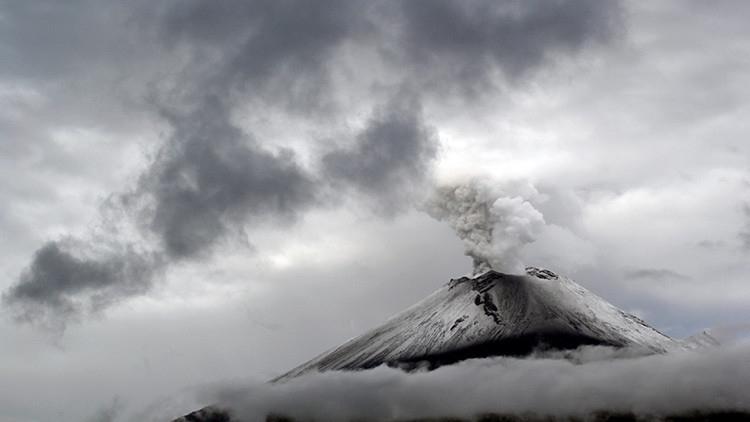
[1,1,750,421]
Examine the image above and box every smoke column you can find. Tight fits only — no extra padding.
[425,178,545,275]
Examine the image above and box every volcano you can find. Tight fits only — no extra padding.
[175,267,718,422]
[273,267,699,382]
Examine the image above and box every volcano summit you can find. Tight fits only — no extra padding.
[273,268,701,381]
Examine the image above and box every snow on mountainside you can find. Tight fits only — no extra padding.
[274,268,697,381]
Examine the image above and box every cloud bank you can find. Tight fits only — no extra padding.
[164,343,750,422]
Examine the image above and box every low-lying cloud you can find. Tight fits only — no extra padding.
[183,343,750,422]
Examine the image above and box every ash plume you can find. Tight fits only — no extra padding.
[425,178,545,275]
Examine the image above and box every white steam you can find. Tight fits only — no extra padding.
[424,178,545,275]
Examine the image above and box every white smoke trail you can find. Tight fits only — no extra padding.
[424,178,545,275]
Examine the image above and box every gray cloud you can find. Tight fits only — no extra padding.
[397,0,622,95]
[625,268,689,281]
[707,322,750,345]
[149,0,367,112]
[150,0,621,103]
[86,397,122,422]
[176,343,750,421]
[2,241,161,331]
[2,93,317,325]
[0,1,130,81]
[134,96,316,260]
[322,92,438,214]
[739,204,750,251]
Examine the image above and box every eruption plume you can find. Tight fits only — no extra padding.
[425,178,545,275]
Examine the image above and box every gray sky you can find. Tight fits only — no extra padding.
[1,1,750,421]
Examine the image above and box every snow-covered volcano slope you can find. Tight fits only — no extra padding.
[274,268,695,381]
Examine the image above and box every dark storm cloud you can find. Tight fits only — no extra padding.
[396,0,622,94]
[3,94,317,325]
[150,0,621,102]
[2,241,160,330]
[3,0,625,327]
[149,0,367,111]
[120,0,367,259]
[159,0,361,56]
[134,96,316,259]
[322,92,437,214]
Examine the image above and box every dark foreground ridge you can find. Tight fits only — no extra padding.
[177,409,750,422]
[174,406,233,422]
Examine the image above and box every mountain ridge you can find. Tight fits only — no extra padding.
[273,267,698,381]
